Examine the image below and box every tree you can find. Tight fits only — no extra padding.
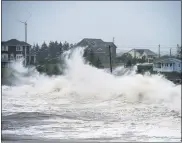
[48,41,54,59]
[41,41,48,49]
[45,64,52,75]
[36,65,46,73]
[53,65,60,75]
[136,56,146,64]
[69,44,74,49]
[49,41,54,49]
[32,44,36,50]
[126,60,132,67]
[54,41,58,47]
[59,42,63,54]
[35,43,40,52]
[119,53,132,63]
[63,41,69,51]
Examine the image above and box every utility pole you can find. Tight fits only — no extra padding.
[17,13,31,66]
[170,48,172,57]
[158,44,160,58]
[113,37,115,44]
[18,20,28,66]
[177,44,179,58]
[109,45,112,73]
[25,22,27,42]
[18,21,28,43]
[17,13,31,42]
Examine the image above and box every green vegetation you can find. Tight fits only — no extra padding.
[32,41,75,75]
[34,41,105,75]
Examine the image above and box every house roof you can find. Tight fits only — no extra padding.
[76,38,104,47]
[76,38,117,49]
[104,42,117,49]
[2,39,31,46]
[128,49,157,56]
[154,57,182,63]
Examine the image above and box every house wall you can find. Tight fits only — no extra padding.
[144,53,157,63]
[111,46,116,63]
[153,63,174,72]
[153,61,182,73]
[83,45,116,65]
[174,62,181,73]
[2,53,9,62]
[77,39,117,66]
[94,52,108,64]
[93,46,116,64]
[1,44,31,67]
[142,52,152,59]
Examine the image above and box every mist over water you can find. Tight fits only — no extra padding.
[2,48,181,142]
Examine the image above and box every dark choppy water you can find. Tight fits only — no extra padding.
[2,98,181,142]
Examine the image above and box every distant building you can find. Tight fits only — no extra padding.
[76,38,117,66]
[1,39,36,67]
[153,58,182,73]
[127,49,158,63]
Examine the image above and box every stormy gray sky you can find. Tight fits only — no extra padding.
[2,1,181,53]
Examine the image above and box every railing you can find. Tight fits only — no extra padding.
[1,59,9,62]
[1,58,15,62]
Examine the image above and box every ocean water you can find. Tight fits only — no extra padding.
[2,48,181,142]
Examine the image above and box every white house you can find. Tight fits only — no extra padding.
[127,49,158,63]
[153,58,182,73]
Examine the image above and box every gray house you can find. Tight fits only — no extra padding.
[1,39,36,67]
[153,57,182,73]
[76,38,117,66]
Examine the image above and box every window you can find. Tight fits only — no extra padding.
[155,63,161,68]
[96,48,105,53]
[91,41,95,45]
[2,54,8,60]
[2,63,7,68]
[2,45,8,51]
[97,48,102,51]
[2,46,4,51]
[179,64,180,67]
[16,45,22,51]
[170,63,172,67]
[27,46,30,54]
[16,54,23,60]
